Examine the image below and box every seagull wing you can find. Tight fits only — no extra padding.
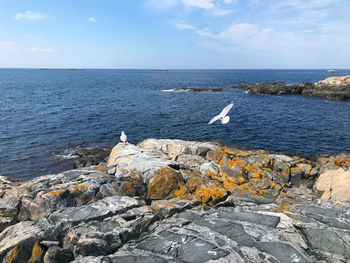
[218,102,234,118]
[208,115,221,124]
[208,102,234,125]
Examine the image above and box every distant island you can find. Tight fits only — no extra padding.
[152,69,169,71]
[39,68,84,71]
[229,75,350,101]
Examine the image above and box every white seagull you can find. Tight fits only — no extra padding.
[208,101,234,125]
[120,131,127,143]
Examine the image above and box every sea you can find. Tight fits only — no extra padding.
[1,69,350,181]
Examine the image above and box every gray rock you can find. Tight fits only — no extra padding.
[195,218,256,247]
[255,242,310,263]
[40,240,60,247]
[49,196,144,225]
[218,211,280,228]
[43,246,74,263]
[136,230,229,263]
[299,227,350,259]
[0,220,50,260]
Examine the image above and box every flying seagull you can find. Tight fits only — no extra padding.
[120,131,127,143]
[208,101,234,125]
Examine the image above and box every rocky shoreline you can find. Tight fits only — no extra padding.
[229,75,350,101]
[1,139,350,262]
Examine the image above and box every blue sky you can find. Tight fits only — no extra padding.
[1,0,350,68]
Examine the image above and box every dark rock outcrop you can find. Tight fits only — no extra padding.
[1,139,350,262]
[229,75,350,101]
[73,148,110,168]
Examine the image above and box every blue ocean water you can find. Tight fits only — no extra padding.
[1,69,350,180]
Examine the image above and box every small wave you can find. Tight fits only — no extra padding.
[54,149,78,159]
[161,88,223,93]
[244,90,249,94]
[161,88,190,92]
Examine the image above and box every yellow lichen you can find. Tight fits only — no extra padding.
[275,202,291,212]
[173,185,188,197]
[194,182,227,205]
[8,246,20,263]
[74,184,88,191]
[47,189,65,197]
[28,241,42,263]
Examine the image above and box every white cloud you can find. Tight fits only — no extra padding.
[211,8,233,16]
[181,0,215,9]
[14,11,48,20]
[173,21,197,30]
[172,21,215,37]
[30,47,58,53]
[223,0,235,4]
[89,17,97,23]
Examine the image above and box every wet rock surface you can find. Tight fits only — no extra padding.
[1,139,350,262]
[73,148,110,168]
[229,75,350,101]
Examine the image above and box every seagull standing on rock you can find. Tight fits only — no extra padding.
[120,131,127,143]
[208,101,234,125]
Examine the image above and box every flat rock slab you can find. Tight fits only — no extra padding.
[194,218,256,247]
[49,196,143,224]
[136,230,229,263]
[299,227,350,259]
[256,242,310,263]
[217,211,280,228]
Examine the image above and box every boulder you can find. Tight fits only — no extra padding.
[43,246,74,263]
[314,168,350,201]
[147,167,184,199]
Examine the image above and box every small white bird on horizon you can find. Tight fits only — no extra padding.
[208,101,234,125]
[120,131,127,143]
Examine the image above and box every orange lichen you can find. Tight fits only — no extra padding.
[8,246,20,263]
[291,215,301,221]
[120,181,136,196]
[275,202,291,212]
[77,176,84,181]
[206,150,225,163]
[54,179,62,184]
[148,167,183,198]
[74,184,88,191]
[130,171,143,182]
[72,184,90,203]
[96,165,105,170]
[335,158,350,167]
[173,185,188,197]
[186,177,208,192]
[194,182,227,205]
[48,189,65,197]
[92,173,107,178]
[67,230,77,242]
[28,241,42,263]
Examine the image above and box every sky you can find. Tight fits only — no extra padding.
[0,0,350,69]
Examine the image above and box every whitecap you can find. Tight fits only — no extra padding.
[54,149,78,159]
